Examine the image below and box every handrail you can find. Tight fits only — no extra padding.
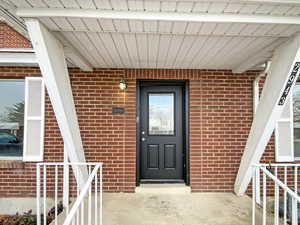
[63,164,101,225]
[254,163,300,167]
[259,167,300,203]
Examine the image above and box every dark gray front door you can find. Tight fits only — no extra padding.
[140,85,183,180]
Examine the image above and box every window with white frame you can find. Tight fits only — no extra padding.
[0,78,45,161]
[0,80,25,158]
[294,84,300,160]
[276,83,300,162]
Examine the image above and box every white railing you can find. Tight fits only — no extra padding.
[252,164,300,225]
[36,162,103,225]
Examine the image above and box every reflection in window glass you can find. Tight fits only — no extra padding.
[0,81,24,157]
[294,85,300,158]
[148,93,174,135]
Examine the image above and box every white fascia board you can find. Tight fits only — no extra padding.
[130,0,300,4]
[0,52,37,64]
[25,18,88,189]
[16,8,300,25]
[234,33,300,195]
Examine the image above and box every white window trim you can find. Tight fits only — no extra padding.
[275,95,294,162]
[0,79,25,161]
[23,77,45,162]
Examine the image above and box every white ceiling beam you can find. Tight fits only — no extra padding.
[53,32,93,71]
[25,18,88,189]
[233,39,286,73]
[16,8,300,25]
[234,33,300,196]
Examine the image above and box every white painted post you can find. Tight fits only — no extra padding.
[25,19,88,188]
[235,33,300,195]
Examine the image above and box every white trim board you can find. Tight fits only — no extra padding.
[16,8,300,25]
[0,52,37,64]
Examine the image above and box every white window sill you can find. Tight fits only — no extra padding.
[0,157,23,161]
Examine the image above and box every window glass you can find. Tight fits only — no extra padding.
[148,93,174,135]
[294,85,300,158]
[0,81,24,157]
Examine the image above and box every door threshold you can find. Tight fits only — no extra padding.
[136,183,191,194]
[140,179,185,184]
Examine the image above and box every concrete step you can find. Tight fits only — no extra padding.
[135,183,191,194]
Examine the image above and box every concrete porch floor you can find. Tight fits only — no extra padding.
[103,186,256,225]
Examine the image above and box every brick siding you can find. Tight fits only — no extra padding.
[0,22,31,48]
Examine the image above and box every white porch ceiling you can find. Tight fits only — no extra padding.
[1,0,300,71]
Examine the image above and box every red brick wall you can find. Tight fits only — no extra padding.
[0,67,265,196]
[0,22,279,196]
[0,22,31,48]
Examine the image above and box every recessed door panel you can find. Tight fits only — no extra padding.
[164,144,176,169]
[147,144,159,169]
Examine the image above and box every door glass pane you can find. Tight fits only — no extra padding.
[148,93,174,135]
[294,85,300,157]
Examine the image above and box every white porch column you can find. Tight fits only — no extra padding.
[25,19,88,187]
[234,33,300,195]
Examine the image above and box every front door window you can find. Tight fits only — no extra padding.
[148,93,174,135]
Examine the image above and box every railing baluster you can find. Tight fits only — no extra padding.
[274,166,279,225]
[76,166,80,225]
[95,168,98,225]
[292,197,298,225]
[293,167,298,225]
[252,166,256,225]
[37,165,41,225]
[284,166,287,225]
[100,166,103,225]
[63,148,70,211]
[255,166,261,205]
[55,165,58,225]
[263,168,266,225]
[81,199,84,225]
[66,164,70,215]
[43,165,47,225]
[88,166,92,225]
